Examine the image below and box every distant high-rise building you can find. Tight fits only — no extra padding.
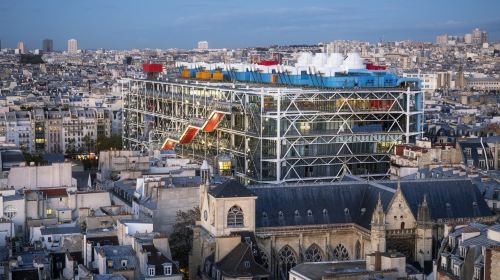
[464,33,472,44]
[17,41,25,54]
[471,28,488,44]
[42,39,53,52]
[197,40,208,50]
[436,34,448,45]
[67,38,78,54]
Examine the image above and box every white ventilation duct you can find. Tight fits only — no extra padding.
[342,53,364,71]
[312,53,327,68]
[296,52,313,66]
[327,53,344,67]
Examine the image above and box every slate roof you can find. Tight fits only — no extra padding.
[252,182,393,229]
[209,179,256,198]
[1,150,25,165]
[382,179,494,220]
[143,245,179,276]
[216,242,269,278]
[251,178,494,230]
[97,245,137,271]
[40,226,81,235]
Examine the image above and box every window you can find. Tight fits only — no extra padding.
[46,208,53,216]
[4,205,17,218]
[279,246,297,278]
[304,244,323,262]
[355,240,361,260]
[164,264,172,275]
[441,257,447,270]
[148,267,155,276]
[244,261,250,268]
[259,250,269,270]
[227,205,244,228]
[121,260,127,267]
[474,266,481,280]
[332,244,350,261]
[107,260,113,268]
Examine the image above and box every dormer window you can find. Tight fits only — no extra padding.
[307,210,313,217]
[441,256,447,270]
[459,246,467,258]
[294,210,300,217]
[148,266,155,276]
[163,263,172,276]
[473,266,482,280]
[121,259,128,267]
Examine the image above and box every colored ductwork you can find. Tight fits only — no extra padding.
[202,112,225,132]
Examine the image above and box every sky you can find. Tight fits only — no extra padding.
[1,0,500,50]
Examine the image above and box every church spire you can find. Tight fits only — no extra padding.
[372,192,385,226]
[417,194,430,223]
[370,192,386,253]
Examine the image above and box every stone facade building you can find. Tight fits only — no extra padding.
[190,176,496,279]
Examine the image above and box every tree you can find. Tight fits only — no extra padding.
[82,135,95,153]
[23,153,47,165]
[96,135,122,152]
[169,207,200,279]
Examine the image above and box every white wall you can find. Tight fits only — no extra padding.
[7,162,73,189]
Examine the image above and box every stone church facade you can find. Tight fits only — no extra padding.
[190,173,496,280]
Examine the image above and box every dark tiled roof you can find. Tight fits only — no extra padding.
[40,226,81,235]
[216,242,269,278]
[382,179,494,220]
[209,179,256,198]
[1,150,25,164]
[143,245,179,276]
[252,182,393,229]
[252,178,494,230]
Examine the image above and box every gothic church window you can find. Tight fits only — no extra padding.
[278,245,297,278]
[304,244,323,262]
[227,205,244,228]
[259,250,269,270]
[355,240,361,260]
[332,244,350,261]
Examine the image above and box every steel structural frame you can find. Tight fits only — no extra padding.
[123,79,423,184]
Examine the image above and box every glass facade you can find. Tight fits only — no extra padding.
[123,79,423,184]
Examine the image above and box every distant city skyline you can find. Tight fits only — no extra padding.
[1,0,499,50]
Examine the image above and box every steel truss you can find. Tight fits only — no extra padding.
[123,79,423,184]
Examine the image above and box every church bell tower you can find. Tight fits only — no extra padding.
[370,193,386,253]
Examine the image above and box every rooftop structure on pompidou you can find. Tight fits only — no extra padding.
[122,53,423,185]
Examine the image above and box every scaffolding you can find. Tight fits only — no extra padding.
[123,79,423,184]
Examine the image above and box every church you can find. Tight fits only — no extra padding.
[189,172,496,280]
